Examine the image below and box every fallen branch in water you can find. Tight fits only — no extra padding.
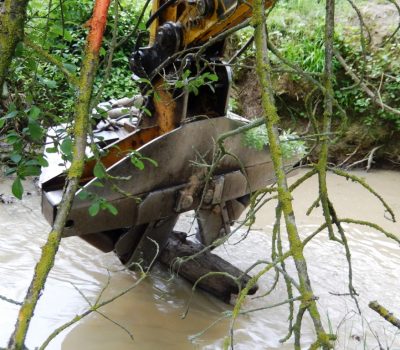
[344,145,383,171]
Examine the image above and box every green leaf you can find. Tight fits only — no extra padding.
[64,30,73,42]
[207,73,218,82]
[103,202,118,215]
[36,155,49,167]
[92,180,104,187]
[29,106,41,120]
[19,165,41,177]
[93,162,107,179]
[24,159,40,166]
[12,177,23,200]
[78,190,90,200]
[1,110,18,126]
[142,157,158,167]
[191,86,199,96]
[130,156,144,170]
[141,107,152,116]
[10,153,22,164]
[40,77,57,89]
[60,138,73,156]
[137,78,152,85]
[46,147,58,153]
[7,133,21,145]
[5,110,18,119]
[88,201,100,216]
[28,121,43,141]
[63,63,77,73]
[5,167,17,176]
[50,25,63,36]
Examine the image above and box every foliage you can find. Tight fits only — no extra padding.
[1,0,146,199]
[4,0,144,126]
[75,149,157,217]
[273,0,400,131]
[243,124,307,159]
[334,34,400,129]
[1,103,48,198]
[170,69,219,95]
[232,0,400,133]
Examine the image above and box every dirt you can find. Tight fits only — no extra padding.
[347,1,400,47]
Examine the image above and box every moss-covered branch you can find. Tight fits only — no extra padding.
[227,0,333,348]
[316,0,336,241]
[23,37,79,86]
[369,301,400,329]
[7,1,111,349]
[0,0,29,92]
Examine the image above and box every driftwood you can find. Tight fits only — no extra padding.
[159,231,258,303]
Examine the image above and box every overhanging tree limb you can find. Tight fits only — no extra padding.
[227,0,333,348]
[7,0,111,348]
[317,0,336,241]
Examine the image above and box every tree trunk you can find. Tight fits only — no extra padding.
[0,0,29,94]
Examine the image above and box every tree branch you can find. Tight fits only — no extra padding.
[334,49,400,116]
[23,37,79,86]
[369,301,400,329]
[8,1,111,348]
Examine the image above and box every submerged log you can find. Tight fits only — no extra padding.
[159,231,258,303]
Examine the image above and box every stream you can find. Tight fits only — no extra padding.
[0,170,399,349]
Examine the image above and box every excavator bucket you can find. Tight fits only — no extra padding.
[40,110,295,268]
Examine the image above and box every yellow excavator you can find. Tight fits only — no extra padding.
[40,0,283,269]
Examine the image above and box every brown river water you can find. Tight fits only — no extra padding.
[0,170,399,349]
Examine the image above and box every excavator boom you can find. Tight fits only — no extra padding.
[39,0,290,269]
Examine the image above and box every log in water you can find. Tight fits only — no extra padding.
[159,231,258,303]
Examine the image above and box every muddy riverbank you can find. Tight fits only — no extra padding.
[0,170,399,349]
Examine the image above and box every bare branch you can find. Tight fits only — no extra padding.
[334,49,400,117]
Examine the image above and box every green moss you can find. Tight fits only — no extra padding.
[11,230,61,349]
[68,157,84,178]
[0,0,29,89]
[222,336,231,350]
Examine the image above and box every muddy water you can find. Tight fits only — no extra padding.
[0,170,399,349]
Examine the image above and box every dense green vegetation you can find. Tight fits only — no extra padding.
[235,0,400,126]
[232,0,400,165]
[1,0,145,197]
[11,0,143,117]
